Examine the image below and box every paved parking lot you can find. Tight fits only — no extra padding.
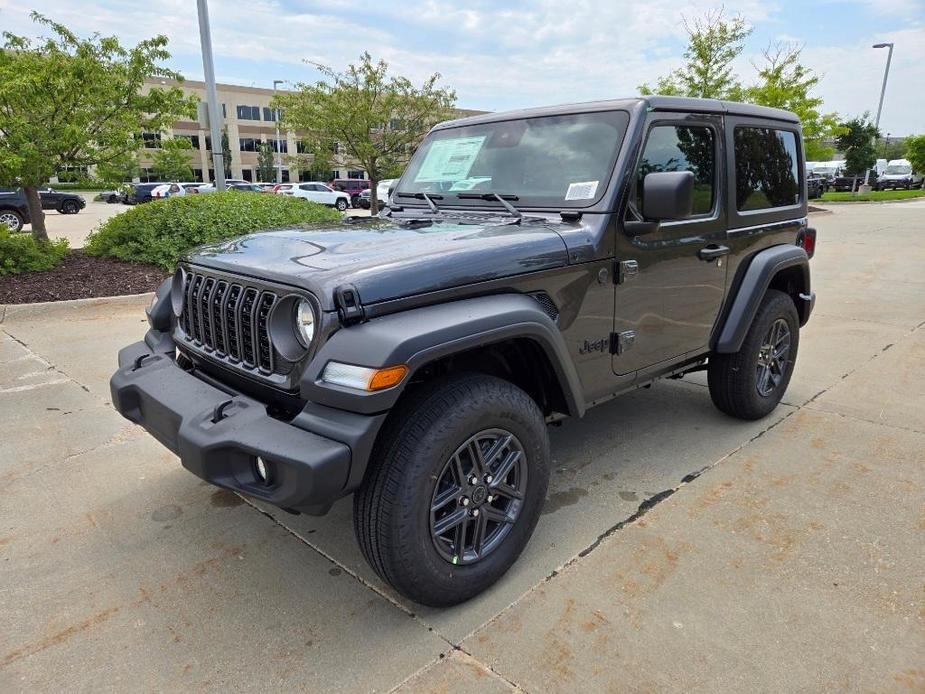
[2,201,923,692]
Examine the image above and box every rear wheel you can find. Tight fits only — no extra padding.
[59,200,79,214]
[0,209,24,233]
[354,374,550,606]
[708,289,799,420]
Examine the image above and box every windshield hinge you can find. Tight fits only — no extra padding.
[614,259,639,284]
[334,284,365,325]
[560,210,582,222]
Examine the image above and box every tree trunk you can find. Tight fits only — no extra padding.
[23,186,48,243]
[369,171,379,216]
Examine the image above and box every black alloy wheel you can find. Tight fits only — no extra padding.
[755,318,792,397]
[429,428,527,566]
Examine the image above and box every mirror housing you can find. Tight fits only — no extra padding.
[642,171,695,221]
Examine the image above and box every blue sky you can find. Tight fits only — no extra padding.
[1,0,923,134]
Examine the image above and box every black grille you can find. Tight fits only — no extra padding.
[180,271,279,374]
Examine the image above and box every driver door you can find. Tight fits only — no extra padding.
[612,113,729,375]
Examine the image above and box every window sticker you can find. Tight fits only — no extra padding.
[413,136,487,183]
[565,180,599,200]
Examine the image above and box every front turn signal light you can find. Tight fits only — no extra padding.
[322,362,408,391]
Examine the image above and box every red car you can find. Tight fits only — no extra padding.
[329,179,370,207]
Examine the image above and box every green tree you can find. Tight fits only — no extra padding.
[220,129,232,179]
[276,52,455,213]
[0,12,195,242]
[256,141,276,182]
[151,137,194,181]
[96,150,139,185]
[743,43,843,160]
[904,135,925,177]
[836,116,879,177]
[639,10,752,99]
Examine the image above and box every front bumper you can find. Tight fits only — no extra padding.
[110,340,353,514]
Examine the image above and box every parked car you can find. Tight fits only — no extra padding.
[228,183,266,193]
[876,159,923,190]
[96,188,127,204]
[195,179,250,193]
[831,172,876,192]
[151,183,190,199]
[37,187,86,214]
[0,187,31,232]
[329,178,370,207]
[125,182,168,204]
[277,181,350,210]
[807,175,827,199]
[112,96,816,607]
[357,178,398,209]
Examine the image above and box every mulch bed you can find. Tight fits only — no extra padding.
[0,250,168,304]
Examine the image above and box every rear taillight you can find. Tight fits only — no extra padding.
[272,185,281,193]
[797,227,816,258]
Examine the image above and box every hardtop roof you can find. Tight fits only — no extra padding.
[433,96,799,130]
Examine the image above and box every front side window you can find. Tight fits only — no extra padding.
[635,125,715,216]
[735,127,800,211]
[399,111,630,208]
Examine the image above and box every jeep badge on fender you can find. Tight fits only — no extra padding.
[110,96,815,607]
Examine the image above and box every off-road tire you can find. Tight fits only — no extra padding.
[708,289,799,420]
[353,373,550,607]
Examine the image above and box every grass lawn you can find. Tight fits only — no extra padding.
[820,189,925,202]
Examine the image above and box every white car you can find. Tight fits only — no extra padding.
[277,182,350,211]
[196,179,249,193]
[150,182,189,199]
[877,159,924,190]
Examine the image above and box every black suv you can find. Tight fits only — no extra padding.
[0,187,86,232]
[111,97,816,606]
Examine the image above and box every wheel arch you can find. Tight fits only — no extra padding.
[300,294,586,419]
[713,244,812,354]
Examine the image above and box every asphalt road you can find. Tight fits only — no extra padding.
[2,201,923,692]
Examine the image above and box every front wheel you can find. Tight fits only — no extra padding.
[354,374,550,606]
[60,200,79,214]
[0,209,24,232]
[708,289,799,420]
[335,198,348,212]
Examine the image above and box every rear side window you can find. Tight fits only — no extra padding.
[636,125,715,216]
[734,127,800,211]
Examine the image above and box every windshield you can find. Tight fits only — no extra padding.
[885,164,912,175]
[398,110,630,208]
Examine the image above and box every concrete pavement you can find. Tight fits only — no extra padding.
[1,202,923,692]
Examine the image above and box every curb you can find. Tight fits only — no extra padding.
[0,292,153,323]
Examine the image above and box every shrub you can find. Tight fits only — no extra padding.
[0,230,69,276]
[85,192,343,270]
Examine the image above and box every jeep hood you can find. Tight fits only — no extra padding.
[185,218,570,311]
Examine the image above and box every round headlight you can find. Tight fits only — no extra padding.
[296,299,316,347]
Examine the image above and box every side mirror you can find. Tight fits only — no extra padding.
[641,171,694,221]
[387,182,396,198]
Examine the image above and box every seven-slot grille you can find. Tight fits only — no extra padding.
[180,271,279,374]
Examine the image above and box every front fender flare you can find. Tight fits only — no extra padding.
[301,294,586,417]
[714,244,810,354]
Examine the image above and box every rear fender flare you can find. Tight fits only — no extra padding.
[714,245,810,354]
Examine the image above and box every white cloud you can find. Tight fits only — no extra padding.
[0,0,922,133]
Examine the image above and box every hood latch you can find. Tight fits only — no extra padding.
[334,284,365,325]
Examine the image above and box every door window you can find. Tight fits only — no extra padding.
[734,127,800,210]
[636,125,715,216]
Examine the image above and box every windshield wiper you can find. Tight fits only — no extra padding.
[455,192,522,220]
[396,191,443,213]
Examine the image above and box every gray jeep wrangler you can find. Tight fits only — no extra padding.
[111,96,816,606]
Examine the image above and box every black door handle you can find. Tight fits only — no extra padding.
[699,244,730,261]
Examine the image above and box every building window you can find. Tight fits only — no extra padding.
[241,168,253,182]
[734,127,800,211]
[192,168,204,182]
[142,132,161,148]
[269,138,288,154]
[281,169,290,183]
[635,125,715,217]
[236,105,261,120]
[139,167,155,182]
[208,168,215,182]
[176,134,200,150]
[263,107,284,122]
[347,170,365,179]
[239,138,259,152]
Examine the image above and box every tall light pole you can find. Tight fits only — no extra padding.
[196,0,225,190]
[864,42,894,187]
[273,80,285,184]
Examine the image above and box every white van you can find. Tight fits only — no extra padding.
[877,159,923,190]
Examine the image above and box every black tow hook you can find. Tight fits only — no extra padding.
[211,399,235,423]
